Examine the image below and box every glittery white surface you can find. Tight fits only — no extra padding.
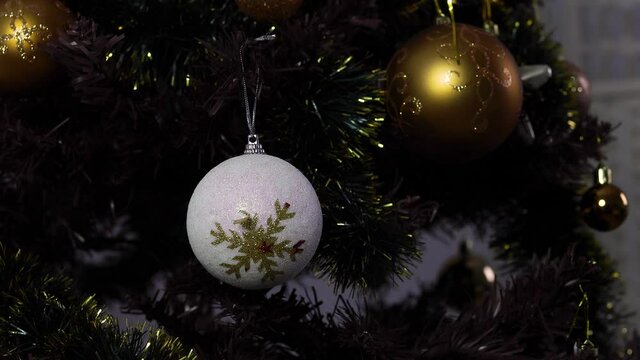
[186,154,323,289]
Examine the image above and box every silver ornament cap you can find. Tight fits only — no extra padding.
[244,135,265,154]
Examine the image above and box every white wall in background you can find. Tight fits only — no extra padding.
[541,0,640,325]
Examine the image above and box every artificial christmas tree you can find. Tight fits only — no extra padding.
[1,0,637,358]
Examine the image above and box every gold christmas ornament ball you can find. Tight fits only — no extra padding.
[235,0,302,21]
[0,0,71,94]
[436,242,496,310]
[564,60,592,115]
[580,183,628,231]
[386,23,523,163]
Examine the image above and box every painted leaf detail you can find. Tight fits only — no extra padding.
[210,200,305,282]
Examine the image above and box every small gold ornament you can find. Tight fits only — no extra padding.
[580,165,628,231]
[564,60,592,116]
[386,23,523,163]
[436,241,496,310]
[235,0,302,21]
[0,0,71,94]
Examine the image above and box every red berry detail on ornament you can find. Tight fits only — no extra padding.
[258,241,274,254]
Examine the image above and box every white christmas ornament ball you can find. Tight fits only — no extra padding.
[186,154,323,289]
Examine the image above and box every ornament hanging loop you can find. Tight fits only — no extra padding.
[433,0,460,61]
[446,0,460,63]
[239,34,276,154]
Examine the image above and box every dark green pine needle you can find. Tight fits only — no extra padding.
[0,243,196,359]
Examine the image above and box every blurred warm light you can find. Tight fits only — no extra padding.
[423,63,468,100]
[483,265,496,283]
[620,193,628,206]
[0,12,48,58]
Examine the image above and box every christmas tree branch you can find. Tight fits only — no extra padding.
[0,243,195,359]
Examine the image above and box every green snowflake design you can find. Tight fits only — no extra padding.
[210,200,306,282]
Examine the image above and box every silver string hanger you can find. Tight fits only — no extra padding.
[240,34,276,154]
